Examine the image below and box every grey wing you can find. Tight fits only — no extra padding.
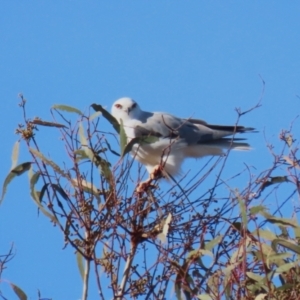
[181,118,255,145]
[132,111,255,145]
[133,112,186,138]
[188,118,255,134]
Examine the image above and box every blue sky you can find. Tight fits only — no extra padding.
[1,2,300,299]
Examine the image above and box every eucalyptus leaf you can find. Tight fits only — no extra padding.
[1,162,31,204]
[261,176,289,191]
[11,141,20,170]
[52,183,69,201]
[204,235,223,251]
[197,295,213,300]
[29,148,67,178]
[76,251,85,281]
[246,272,264,282]
[28,168,57,223]
[9,282,27,300]
[236,189,247,226]
[71,178,101,204]
[252,229,277,241]
[31,118,67,128]
[119,120,127,155]
[89,111,102,121]
[260,211,297,227]
[249,205,266,215]
[275,260,300,273]
[79,122,88,147]
[91,103,120,133]
[272,238,300,254]
[52,104,83,115]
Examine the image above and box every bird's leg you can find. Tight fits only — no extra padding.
[136,165,164,193]
[150,164,164,180]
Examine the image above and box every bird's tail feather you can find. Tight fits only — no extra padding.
[184,140,251,158]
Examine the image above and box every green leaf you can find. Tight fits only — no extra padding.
[187,249,213,261]
[259,211,297,227]
[119,120,127,155]
[74,149,90,161]
[272,239,300,254]
[52,183,69,201]
[28,168,57,223]
[182,273,193,300]
[252,229,277,241]
[89,111,102,121]
[80,143,112,183]
[275,283,296,292]
[171,260,191,300]
[97,159,112,182]
[1,162,31,204]
[232,222,242,231]
[261,176,289,191]
[267,252,292,265]
[269,176,289,184]
[279,225,289,238]
[275,260,300,273]
[207,272,222,295]
[29,169,41,203]
[11,141,20,169]
[187,248,214,270]
[39,183,49,203]
[293,224,300,240]
[175,281,183,300]
[204,235,223,251]
[76,251,85,281]
[222,262,240,275]
[230,237,252,263]
[260,243,276,257]
[249,205,266,215]
[246,272,264,282]
[78,124,112,182]
[29,148,67,178]
[9,282,27,300]
[71,178,101,205]
[71,178,99,195]
[235,189,247,227]
[91,103,120,133]
[52,104,83,115]
[79,122,88,146]
[197,295,213,300]
[31,118,67,128]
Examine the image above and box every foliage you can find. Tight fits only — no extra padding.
[1,95,300,300]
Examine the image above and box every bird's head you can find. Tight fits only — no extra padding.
[111,97,142,123]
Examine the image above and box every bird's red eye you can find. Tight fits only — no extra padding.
[115,104,122,109]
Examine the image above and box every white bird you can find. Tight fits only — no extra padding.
[111,97,254,181]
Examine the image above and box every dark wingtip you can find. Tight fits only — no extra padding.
[206,124,257,133]
[239,127,258,133]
